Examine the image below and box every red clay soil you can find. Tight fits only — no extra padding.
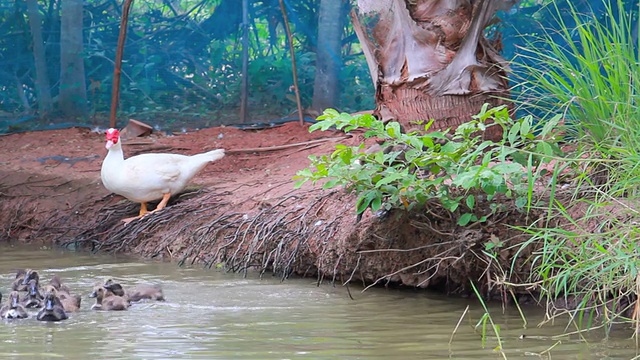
[0,122,542,297]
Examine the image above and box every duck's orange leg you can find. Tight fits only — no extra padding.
[122,196,170,225]
[138,202,149,216]
[150,193,171,213]
[121,202,148,225]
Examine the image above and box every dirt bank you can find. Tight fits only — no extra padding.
[0,123,543,297]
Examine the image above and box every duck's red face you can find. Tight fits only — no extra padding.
[105,128,120,149]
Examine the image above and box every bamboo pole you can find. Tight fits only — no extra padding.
[109,0,135,129]
[279,0,304,126]
[239,0,249,123]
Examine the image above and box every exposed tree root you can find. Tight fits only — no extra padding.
[1,169,550,299]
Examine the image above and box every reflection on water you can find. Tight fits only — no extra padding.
[0,243,637,359]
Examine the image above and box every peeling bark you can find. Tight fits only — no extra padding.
[354,0,516,139]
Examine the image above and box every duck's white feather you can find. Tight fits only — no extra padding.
[101,137,224,203]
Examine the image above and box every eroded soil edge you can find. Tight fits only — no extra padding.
[0,126,548,297]
[0,167,542,298]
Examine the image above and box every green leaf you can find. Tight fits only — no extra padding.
[458,213,474,226]
[490,162,524,174]
[386,122,402,138]
[356,196,372,214]
[536,142,554,162]
[371,196,382,211]
[519,118,531,138]
[466,195,475,210]
[507,122,521,145]
[323,179,340,189]
[375,172,407,187]
[515,196,528,209]
[293,179,307,188]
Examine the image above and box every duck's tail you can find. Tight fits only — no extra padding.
[201,148,225,162]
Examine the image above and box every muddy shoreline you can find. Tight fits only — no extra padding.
[0,125,544,299]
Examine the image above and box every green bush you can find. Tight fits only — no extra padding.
[294,106,562,226]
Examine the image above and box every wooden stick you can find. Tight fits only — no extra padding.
[239,0,249,123]
[225,135,350,153]
[279,0,305,126]
[109,0,135,129]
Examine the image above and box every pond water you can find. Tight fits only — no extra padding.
[0,243,637,359]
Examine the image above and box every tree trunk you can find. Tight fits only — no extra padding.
[26,0,53,114]
[312,0,345,112]
[59,0,87,118]
[353,0,516,140]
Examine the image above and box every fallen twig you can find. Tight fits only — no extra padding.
[225,135,350,154]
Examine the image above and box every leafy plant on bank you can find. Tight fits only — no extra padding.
[512,0,640,333]
[294,105,563,226]
[514,0,640,197]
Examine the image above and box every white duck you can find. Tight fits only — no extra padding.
[101,128,225,223]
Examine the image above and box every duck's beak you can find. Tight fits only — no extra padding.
[105,140,114,149]
[11,295,19,308]
[29,285,37,296]
[45,297,55,311]
[89,291,97,298]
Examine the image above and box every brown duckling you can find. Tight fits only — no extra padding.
[99,280,127,298]
[89,281,126,299]
[89,285,129,311]
[49,275,72,294]
[104,279,165,302]
[20,269,39,288]
[42,285,80,312]
[0,291,28,319]
[10,269,27,291]
[37,292,68,322]
[22,279,44,308]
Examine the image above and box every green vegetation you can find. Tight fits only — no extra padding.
[297,0,640,337]
[512,0,640,334]
[0,0,374,131]
[295,107,560,226]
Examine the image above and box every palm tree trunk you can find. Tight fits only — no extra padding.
[353,0,516,140]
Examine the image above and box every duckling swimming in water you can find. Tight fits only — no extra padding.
[20,269,39,289]
[22,279,44,308]
[10,269,27,291]
[0,291,28,319]
[42,285,80,312]
[36,292,68,322]
[103,279,165,302]
[49,275,72,294]
[89,285,129,311]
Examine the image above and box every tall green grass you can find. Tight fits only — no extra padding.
[512,0,640,333]
[515,0,640,145]
[515,0,640,195]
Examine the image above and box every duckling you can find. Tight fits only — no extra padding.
[22,279,44,308]
[89,281,124,299]
[104,279,165,302]
[42,285,81,312]
[10,269,27,291]
[0,291,28,319]
[49,275,72,294]
[37,292,68,322]
[20,269,39,288]
[89,286,129,311]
